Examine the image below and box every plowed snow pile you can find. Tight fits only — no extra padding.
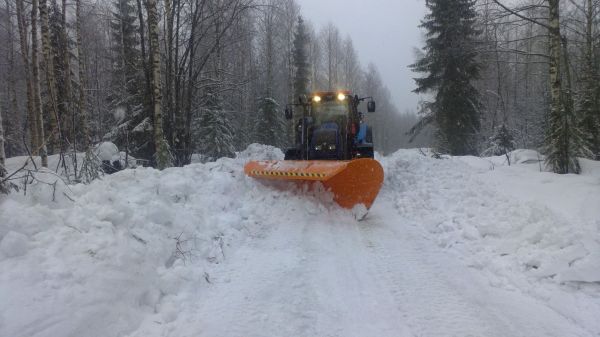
[1,145,599,337]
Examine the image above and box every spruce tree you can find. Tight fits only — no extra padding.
[293,16,310,101]
[484,124,515,156]
[410,0,482,156]
[255,97,285,147]
[109,0,152,161]
[110,0,142,104]
[198,88,235,160]
[577,70,598,160]
[578,1,600,160]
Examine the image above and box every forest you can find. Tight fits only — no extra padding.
[411,0,599,174]
[0,0,420,181]
[0,0,599,181]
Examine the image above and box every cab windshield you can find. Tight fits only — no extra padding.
[311,100,349,126]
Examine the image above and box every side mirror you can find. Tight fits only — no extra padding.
[367,100,376,113]
[285,107,293,120]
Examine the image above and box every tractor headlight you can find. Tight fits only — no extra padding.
[337,93,346,101]
[328,144,336,151]
[313,96,322,103]
[315,145,323,151]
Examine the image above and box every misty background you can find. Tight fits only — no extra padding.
[300,0,427,113]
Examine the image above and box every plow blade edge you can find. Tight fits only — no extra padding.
[244,159,384,209]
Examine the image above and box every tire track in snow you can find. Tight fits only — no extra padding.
[360,197,592,337]
[143,206,413,337]
[177,217,322,337]
[302,215,412,337]
[359,200,503,337]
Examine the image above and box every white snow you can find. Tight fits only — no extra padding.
[95,141,121,162]
[0,231,29,258]
[0,146,599,336]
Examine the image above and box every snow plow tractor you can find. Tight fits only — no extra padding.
[244,91,384,210]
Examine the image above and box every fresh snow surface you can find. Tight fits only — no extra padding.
[1,145,599,337]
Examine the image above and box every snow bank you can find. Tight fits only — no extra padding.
[381,149,600,331]
[235,143,284,161]
[4,143,135,185]
[0,144,339,337]
[382,149,600,285]
[95,142,121,162]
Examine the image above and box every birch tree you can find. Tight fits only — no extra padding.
[39,0,61,153]
[146,0,172,169]
[492,0,588,173]
[32,0,48,167]
[1,0,424,163]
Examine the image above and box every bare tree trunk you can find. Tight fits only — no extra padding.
[265,9,274,97]
[173,0,183,165]
[523,17,533,147]
[39,0,61,154]
[546,0,573,173]
[543,0,584,173]
[16,0,39,155]
[582,0,599,158]
[548,0,562,127]
[164,0,174,145]
[5,0,18,157]
[327,28,332,90]
[0,102,6,175]
[136,0,153,119]
[184,0,201,166]
[61,0,73,145]
[0,66,13,192]
[146,0,171,169]
[75,0,90,147]
[32,0,48,167]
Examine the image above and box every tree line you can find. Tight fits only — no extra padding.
[412,0,599,173]
[0,0,416,181]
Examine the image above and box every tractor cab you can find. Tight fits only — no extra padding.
[285,91,375,161]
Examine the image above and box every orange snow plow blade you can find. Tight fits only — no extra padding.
[244,159,384,209]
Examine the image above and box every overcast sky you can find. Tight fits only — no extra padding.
[299,0,427,113]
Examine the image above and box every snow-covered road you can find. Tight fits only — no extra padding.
[132,198,591,337]
[1,146,599,336]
